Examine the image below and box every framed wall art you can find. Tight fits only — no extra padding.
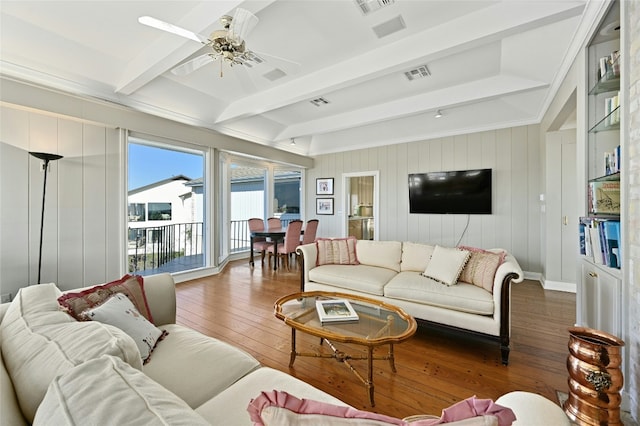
[316,178,334,195]
[316,198,334,215]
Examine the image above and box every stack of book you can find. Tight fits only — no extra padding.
[579,218,621,269]
[604,91,620,127]
[604,145,621,175]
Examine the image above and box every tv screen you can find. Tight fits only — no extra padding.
[408,168,492,214]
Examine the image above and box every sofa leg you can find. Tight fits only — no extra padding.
[500,340,510,366]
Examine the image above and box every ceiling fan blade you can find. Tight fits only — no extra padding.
[138,16,208,44]
[227,8,258,45]
[234,64,259,94]
[171,54,215,76]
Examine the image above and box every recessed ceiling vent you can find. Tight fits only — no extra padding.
[372,15,406,39]
[263,68,286,81]
[404,65,431,81]
[355,0,395,16]
[310,97,330,107]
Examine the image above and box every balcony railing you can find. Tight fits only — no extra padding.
[128,222,203,274]
[128,218,299,274]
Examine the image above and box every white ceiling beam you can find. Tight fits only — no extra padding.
[215,1,585,124]
[275,75,548,140]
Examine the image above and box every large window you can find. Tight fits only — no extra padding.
[274,169,301,226]
[127,138,205,275]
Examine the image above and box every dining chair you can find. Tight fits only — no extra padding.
[267,217,282,229]
[300,219,319,245]
[267,220,303,270]
[248,218,271,265]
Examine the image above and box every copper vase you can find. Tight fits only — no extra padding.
[563,326,625,425]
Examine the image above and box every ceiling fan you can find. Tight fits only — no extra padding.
[139,8,297,78]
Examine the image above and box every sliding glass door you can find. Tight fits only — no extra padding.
[127,138,206,275]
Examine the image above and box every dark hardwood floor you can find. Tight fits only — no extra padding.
[175,259,576,419]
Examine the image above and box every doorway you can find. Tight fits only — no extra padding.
[342,171,379,240]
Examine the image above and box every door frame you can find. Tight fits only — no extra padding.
[341,171,379,240]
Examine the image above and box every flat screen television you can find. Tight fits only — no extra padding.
[408,168,492,214]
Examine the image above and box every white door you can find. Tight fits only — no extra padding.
[561,136,577,282]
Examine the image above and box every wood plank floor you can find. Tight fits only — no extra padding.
[175,259,576,419]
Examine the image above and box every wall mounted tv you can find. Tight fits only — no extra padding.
[408,168,492,214]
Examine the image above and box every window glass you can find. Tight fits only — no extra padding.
[128,203,146,222]
[148,202,172,220]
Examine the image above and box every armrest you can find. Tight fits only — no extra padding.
[296,243,317,291]
[141,273,177,326]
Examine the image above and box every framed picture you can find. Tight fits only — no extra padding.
[316,178,334,195]
[316,198,334,215]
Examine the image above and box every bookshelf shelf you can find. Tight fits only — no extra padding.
[588,106,620,133]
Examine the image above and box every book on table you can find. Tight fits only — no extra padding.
[316,299,359,323]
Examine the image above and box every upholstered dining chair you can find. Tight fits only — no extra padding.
[267,220,303,271]
[267,217,282,229]
[248,218,271,265]
[301,219,319,245]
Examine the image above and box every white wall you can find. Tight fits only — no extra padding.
[306,125,542,273]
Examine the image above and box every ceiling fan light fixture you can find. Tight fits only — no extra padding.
[290,138,296,146]
[435,110,443,118]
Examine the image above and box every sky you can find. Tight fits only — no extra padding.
[128,143,203,190]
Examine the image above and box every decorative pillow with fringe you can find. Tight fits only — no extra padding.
[422,245,471,286]
[316,237,359,266]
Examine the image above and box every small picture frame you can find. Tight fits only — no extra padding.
[316,198,334,215]
[316,178,334,195]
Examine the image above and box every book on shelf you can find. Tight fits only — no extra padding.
[579,218,621,269]
[315,299,359,323]
[588,180,620,214]
[604,146,621,175]
[598,50,620,81]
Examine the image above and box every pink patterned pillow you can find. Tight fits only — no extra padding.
[316,237,359,266]
[457,246,506,293]
[58,274,153,323]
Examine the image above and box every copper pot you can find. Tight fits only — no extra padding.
[563,327,625,426]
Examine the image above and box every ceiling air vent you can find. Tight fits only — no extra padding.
[263,68,286,81]
[404,65,431,81]
[310,97,330,107]
[355,0,396,16]
[372,15,406,39]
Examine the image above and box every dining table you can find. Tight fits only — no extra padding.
[249,226,303,271]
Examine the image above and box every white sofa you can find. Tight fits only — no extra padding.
[297,240,524,365]
[1,273,568,426]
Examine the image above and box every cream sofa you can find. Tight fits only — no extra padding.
[0,274,347,425]
[298,240,524,365]
[1,272,568,426]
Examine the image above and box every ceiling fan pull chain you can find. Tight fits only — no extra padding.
[220,56,224,78]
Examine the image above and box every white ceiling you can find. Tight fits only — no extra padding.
[1,0,596,156]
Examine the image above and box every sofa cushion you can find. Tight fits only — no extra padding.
[143,324,260,408]
[195,367,348,425]
[458,247,505,293]
[1,350,27,426]
[422,246,471,286]
[316,237,359,265]
[33,355,209,425]
[355,240,402,272]
[1,284,142,422]
[80,293,168,364]
[384,272,494,315]
[58,274,153,322]
[401,242,435,272]
[309,264,398,296]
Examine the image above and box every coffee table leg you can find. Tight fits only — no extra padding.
[388,343,396,372]
[289,328,297,367]
[367,346,375,406]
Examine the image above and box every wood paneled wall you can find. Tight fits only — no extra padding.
[306,125,542,273]
[0,106,122,296]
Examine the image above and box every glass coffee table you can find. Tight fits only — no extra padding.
[274,291,417,406]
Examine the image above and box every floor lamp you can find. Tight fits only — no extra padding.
[30,151,63,284]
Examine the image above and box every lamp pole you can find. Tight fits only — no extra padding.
[29,152,63,284]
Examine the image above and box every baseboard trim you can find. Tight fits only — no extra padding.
[542,278,576,293]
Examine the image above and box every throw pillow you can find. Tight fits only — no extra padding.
[58,274,153,323]
[316,237,359,266]
[422,245,471,286]
[81,293,167,364]
[33,355,209,425]
[248,390,403,425]
[458,246,506,293]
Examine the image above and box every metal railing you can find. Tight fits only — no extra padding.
[128,222,203,274]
